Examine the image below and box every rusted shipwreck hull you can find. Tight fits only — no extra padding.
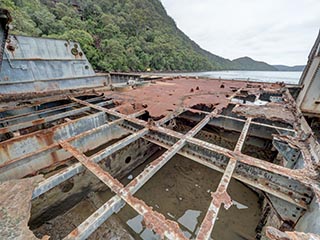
[0,10,320,240]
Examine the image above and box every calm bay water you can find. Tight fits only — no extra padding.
[156,71,302,85]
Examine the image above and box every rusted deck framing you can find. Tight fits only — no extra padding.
[18,96,310,207]
[38,97,310,239]
[1,94,313,239]
[26,96,312,206]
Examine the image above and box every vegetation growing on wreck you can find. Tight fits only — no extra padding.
[2,0,277,72]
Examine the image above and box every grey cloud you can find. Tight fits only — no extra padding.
[161,0,320,65]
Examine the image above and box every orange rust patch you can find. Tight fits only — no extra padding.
[105,77,277,118]
[32,118,45,125]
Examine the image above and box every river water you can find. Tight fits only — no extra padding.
[156,71,302,85]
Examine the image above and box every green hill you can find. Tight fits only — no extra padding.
[231,57,278,71]
[1,0,277,72]
[273,65,305,71]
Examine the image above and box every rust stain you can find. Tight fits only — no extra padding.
[0,127,8,134]
[232,104,296,125]
[38,130,59,163]
[266,226,320,240]
[105,77,277,119]
[69,228,79,237]
[32,118,45,125]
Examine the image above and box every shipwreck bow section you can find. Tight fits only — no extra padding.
[0,9,320,240]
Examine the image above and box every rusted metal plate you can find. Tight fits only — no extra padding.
[266,226,320,240]
[0,175,45,240]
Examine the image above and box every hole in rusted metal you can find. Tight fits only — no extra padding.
[125,156,132,164]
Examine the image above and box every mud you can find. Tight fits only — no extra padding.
[93,153,262,240]
[33,198,134,240]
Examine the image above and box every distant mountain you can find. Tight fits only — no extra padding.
[273,65,305,71]
[231,57,278,71]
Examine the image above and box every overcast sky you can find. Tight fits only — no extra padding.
[161,0,320,66]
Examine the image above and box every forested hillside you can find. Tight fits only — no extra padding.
[273,65,305,71]
[232,57,277,71]
[1,0,277,72]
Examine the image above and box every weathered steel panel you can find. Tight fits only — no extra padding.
[297,30,320,116]
[1,35,95,81]
[0,35,110,94]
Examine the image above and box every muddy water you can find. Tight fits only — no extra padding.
[95,153,262,240]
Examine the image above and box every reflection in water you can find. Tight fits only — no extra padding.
[126,215,160,239]
[232,200,249,210]
[126,209,203,239]
[178,210,201,232]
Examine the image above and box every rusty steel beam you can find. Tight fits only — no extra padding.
[215,114,295,135]
[250,121,295,134]
[0,96,107,126]
[0,101,111,135]
[32,127,147,199]
[156,107,186,125]
[127,109,147,118]
[186,138,311,207]
[1,118,123,177]
[59,141,187,240]
[147,122,304,184]
[266,226,320,240]
[64,194,125,240]
[0,112,110,165]
[234,117,252,152]
[196,118,252,239]
[70,96,148,126]
[125,112,216,195]
[196,158,236,240]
